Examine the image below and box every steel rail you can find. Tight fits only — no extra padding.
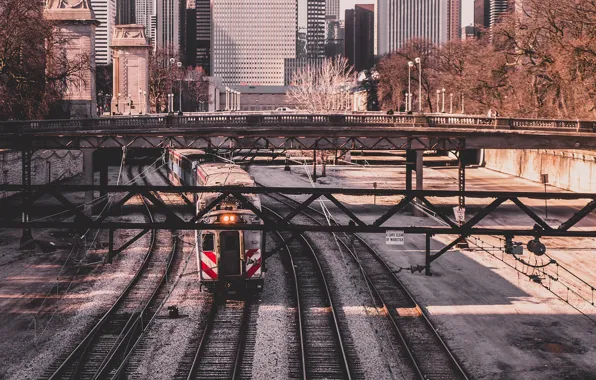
[186,295,253,380]
[264,206,353,380]
[264,210,307,380]
[48,184,158,380]
[265,191,469,380]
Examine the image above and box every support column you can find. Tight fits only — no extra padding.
[425,233,432,276]
[405,150,415,191]
[457,151,469,248]
[414,150,424,217]
[99,155,108,210]
[83,149,94,216]
[312,149,317,182]
[20,149,34,246]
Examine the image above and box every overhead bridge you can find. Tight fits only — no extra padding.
[1,114,596,150]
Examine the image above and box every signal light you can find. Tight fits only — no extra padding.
[527,238,546,256]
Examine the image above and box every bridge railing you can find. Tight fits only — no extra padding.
[1,113,595,133]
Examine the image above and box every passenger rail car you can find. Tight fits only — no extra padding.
[167,149,265,291]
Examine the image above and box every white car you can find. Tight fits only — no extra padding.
[275,107,293,112]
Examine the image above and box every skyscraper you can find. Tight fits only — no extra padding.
[326,0,339,18]
[378,0,448,55]
[489,0,509,28]
[474,0,490,36]
[135,0,156,45]
[345,5,374,71]
[91,0,117,65]
[117,0,135,24]
[447,0,461,41]
[212,0,297,86]
[307,0,326,59]
[195,0,211,73]
[156,0,181,54]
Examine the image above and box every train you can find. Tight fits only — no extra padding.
[167,149,265,291]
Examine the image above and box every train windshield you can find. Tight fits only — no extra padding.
[220,231,241,277]
[202,233,214,251]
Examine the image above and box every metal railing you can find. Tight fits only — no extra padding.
[1,113,595,134]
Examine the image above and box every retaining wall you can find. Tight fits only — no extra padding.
[484,149,596,192]
[0,150,83,199]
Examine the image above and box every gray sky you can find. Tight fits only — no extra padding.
[340,0,474,25]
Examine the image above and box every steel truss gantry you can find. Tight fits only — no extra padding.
[2,184,595,272]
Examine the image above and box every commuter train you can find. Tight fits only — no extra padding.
[167,149,264,291]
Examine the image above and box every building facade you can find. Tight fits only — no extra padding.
[117,0,135,24]
[156,0,181,54]
[212,0,297,86]
[326,0,340,18]
[345,5,374,71]
[91,0,117,65]
[135,0,156,45]
[447,0,461,40]
[474,0,490,34]
[489,0,509,28]
[186,0,212,73]
[307,0,326,59]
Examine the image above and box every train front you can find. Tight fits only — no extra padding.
[196,196,265,292]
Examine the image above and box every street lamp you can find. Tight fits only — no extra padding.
[436,90,440,113]
[415,57,422,112]
[177,61,183,115]
[117,92,121,114]
[138,89,142,114]
[128,93,132,115]
[450,93,454,114]
[407,61,414,112]
[143,91,147,114]
[441,88,446,113]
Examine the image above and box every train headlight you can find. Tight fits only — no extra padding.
[221,214,237,223]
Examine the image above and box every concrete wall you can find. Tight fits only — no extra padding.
[0,150,83,199]
[484,149,596,192]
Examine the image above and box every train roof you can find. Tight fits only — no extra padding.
[170,149,206,158]
[198,163,255,187]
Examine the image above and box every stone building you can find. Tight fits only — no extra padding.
[110,25,151,115]
[44,0,99,118]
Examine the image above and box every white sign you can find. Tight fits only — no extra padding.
[386,230,405,245]
[453,206,466,223]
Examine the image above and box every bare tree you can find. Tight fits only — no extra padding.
[0,0,91,120]
[286,57,355,112]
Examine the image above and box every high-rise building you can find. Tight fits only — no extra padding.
[135,0,156,45]
[212,0,297,86]
[378,0,449,55]
[345,4,374,72]
[447,0,461,41]
[325,16,344,58]
[156,0,181,54]
[117,0,135,24]
[195,0,211,73]
[474,0,490,34]
[91,0,117,65]
[461,24,477,40]
[307,0,326,59]
[326,0,340,18]
[489,0,509,28]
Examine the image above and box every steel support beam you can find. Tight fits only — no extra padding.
[20,149,33,246]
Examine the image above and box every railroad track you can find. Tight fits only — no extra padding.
[262,190,469,380]
[264,206,357,380]
[44,166,179,380]
[184,294,255,380]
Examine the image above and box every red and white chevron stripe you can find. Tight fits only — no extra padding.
[245,248,261,278]
[201,250,218,280]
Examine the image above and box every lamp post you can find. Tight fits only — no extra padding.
[441,88,446,113]
[407,61,414,112]
[143,91,147,114]
[461,93,465,114]
[450,93,453,114]
[117,92,121,114]
[176,61,183,115]
[138,89,142,114]
[436,90,440,113]
[415,57,422,112]
[405,93,409,112]
[128,93,132,115]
